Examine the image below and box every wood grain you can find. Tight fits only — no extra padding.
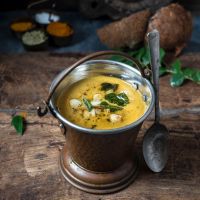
[0,53,200,200]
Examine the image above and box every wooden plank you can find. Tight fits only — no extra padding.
[0,53,81,109]
[0,112,199,200]
[0,52,200,199]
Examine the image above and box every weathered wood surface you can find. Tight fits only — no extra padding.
[0,53,200,200]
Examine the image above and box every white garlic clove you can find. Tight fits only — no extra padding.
[110,114,122,123]
[91,100,101,106]
[93,93,102,101]
[70,99,82,109]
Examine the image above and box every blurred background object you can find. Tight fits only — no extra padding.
[0,0,200,53]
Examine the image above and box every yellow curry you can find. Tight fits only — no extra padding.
[57,75,147,129]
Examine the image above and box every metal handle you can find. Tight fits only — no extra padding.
[37,50,146,117]
[27,0,52,10]
[147,30,160,123]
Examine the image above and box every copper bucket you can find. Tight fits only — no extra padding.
[37,51,155,194]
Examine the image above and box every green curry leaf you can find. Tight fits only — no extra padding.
[11,115,25,135]
[170,72,185,87]
[183,68,200,83]
[110,47,200,87]
[171,59,181,73]
[83,98,93,112]
[100,101,123,112]
[101,83,118,92]
[159,66,167,76]
[105,92,129,106]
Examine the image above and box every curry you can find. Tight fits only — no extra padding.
[57,75,147,129]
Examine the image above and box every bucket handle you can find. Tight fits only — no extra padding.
[37,50,150,117]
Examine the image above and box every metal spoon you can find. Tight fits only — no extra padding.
[143,30,169,172]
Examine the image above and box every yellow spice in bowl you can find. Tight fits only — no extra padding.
[10,22,34,32]
[47,22,73,37]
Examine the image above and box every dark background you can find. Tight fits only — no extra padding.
[1,0,200,53]
[0,0,200,12]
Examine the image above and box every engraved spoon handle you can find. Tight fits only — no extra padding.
[147,30,160,123]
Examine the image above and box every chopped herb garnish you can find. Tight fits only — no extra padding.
[101,82,118,91]
[105,92,129,106]
[83,98,93,111]
[100,101,122,112]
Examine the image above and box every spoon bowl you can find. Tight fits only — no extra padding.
[143,123,169,172]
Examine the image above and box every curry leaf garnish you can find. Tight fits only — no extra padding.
[11,115,25,135]
[101,83,118,91]
[100,101,122,112]
[183,68,200,83]
[170,72,185,87]
[83,98,93,111]
[105,92,129,106]
[159,66,167,76]
[171,59,182,73]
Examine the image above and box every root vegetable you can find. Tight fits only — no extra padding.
[97,10,151,49]
[146,3,192,55]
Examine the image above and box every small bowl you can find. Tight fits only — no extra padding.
[10,17,36,39]
[33,10,60,27]
[47,22,74,46]
[21,29,49,51]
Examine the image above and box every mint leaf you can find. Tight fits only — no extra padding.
[105,92,129,106]
[100,101,122,112]
[83,98,93,112]
[11,115,25,135]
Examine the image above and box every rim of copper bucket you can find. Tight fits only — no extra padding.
[38,50,155,135]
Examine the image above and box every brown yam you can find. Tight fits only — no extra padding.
[146,3,192,55]
[97,10,151,49]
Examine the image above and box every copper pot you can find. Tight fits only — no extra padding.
[37,51,155,194]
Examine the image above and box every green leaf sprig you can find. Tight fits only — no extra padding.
[111,47,200,87]
[105,92,129,106]
[100,101,123,112]
[101,83,118,91]
[83,98,93,111]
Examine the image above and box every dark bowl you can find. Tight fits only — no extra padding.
[10,17,36,39]
[49,33,73,47]
[47,22,74,47]
[21,29,49,51]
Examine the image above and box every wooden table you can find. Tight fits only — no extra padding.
[0,53,200,200]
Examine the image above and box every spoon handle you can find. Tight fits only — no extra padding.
[147,30,160,123]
